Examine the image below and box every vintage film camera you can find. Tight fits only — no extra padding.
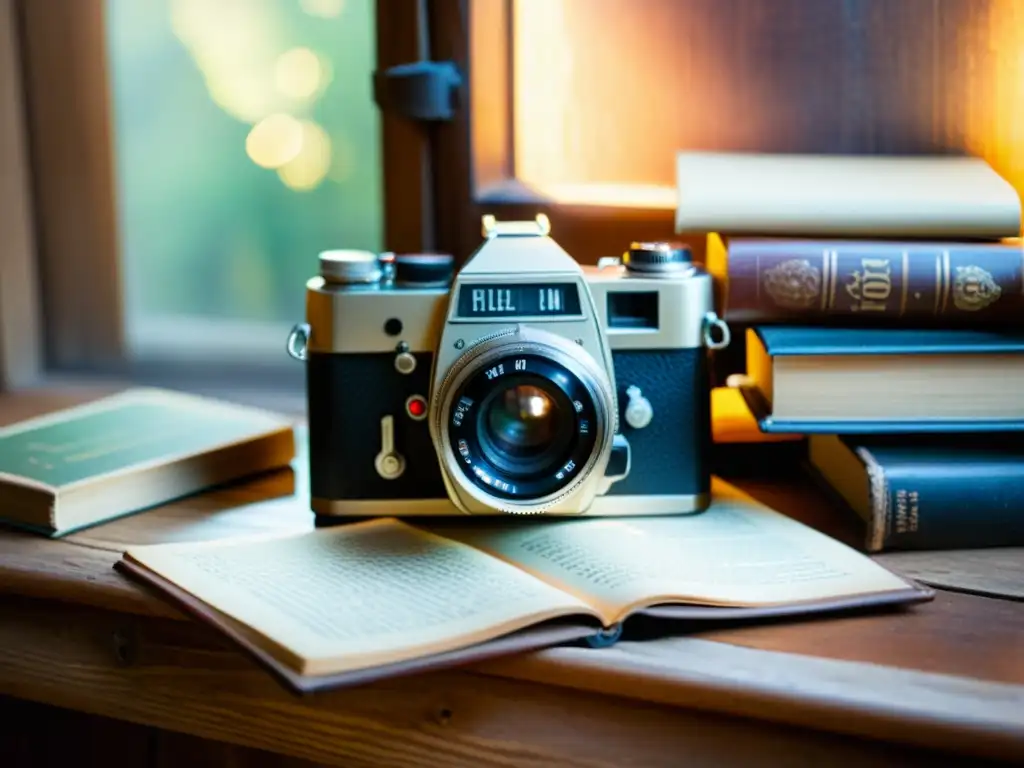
[287,215,730,517]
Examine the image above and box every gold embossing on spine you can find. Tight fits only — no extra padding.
[820,249,830,311]
[843,256,893,313]
[827,250,839,310]
[763,258,822,310]
[952,265,1002,311]
[893,489,920,534]
[941,249,952,313]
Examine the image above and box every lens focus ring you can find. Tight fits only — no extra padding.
[432,329,616,513]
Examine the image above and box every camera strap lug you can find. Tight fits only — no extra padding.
[286,323,311,361]
[702,312,731,350]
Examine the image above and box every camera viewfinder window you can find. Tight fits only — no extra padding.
[607,292,658,330]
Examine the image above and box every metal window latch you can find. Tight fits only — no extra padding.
[374,60,462,121]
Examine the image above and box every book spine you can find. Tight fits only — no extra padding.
[723,243,1024,324]
[859,450,1024,551]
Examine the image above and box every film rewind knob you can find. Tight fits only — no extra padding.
[374,416,406,480]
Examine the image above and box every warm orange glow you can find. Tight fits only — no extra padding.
[964,6,1024,231]
[508,0,1024,227]
[530,182,676,209]
[512,0,688,194]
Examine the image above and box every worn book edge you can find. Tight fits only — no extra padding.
[0,389,297,533]
[115,558,602,695]
[740,386,1024,435]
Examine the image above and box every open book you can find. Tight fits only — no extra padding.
[116,479,932,694]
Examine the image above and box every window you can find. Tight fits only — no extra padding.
[106,0,383,365]
[11,0,391,394]
[7,0,1024,392]
[106,0,383,371]
[459,0,1024,264]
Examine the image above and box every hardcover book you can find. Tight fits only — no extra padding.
[808,433,1024,552]
[704,234,1024,326]
[0,388,296,537]
[741,326,1024,433]
[116,479,932,694]
[674,152,1021,239]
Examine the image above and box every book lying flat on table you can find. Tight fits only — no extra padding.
[0,388,296,537]
[742,326,1024,433]
[117,479,933,694]
[808,433,1024,553]
[703,233,1024,326]
[673,152,1021,239]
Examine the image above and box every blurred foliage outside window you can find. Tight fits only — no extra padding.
[106,0,382,350]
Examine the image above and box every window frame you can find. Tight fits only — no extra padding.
[0,0,42,389]
[2,0,686,396]
[428,0,685,268]
[4,0,430,395]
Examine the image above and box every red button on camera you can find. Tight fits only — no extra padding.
[406,395,427,421]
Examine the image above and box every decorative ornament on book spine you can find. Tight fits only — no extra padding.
[953,265,1002,311]
[762,258,822,309]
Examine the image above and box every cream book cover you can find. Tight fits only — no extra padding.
[118,479,932,693]
[675,152,1022,239]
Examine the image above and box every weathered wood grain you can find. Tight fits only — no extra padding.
[0,532,178,618]
[0,0,42,389]
[691,589,1024,685]
[0,597,992,768]
[478,636,1024,763]
[874,548,1024,602]
[1,390,1022,763]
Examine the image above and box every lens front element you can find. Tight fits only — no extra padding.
[444,351,602,504]
[479,379,575,478]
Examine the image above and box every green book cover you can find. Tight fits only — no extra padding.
[0,388,296,535]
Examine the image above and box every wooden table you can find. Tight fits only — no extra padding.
[1,389,1022,767]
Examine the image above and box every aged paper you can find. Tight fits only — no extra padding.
[124,518,592,674]
[456,481,911,619]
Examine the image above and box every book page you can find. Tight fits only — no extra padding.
[124,518,595,675]
[447,480,912,621]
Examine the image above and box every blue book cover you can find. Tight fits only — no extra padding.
[754,326,1024,356]
[808,433,1024,551]
[742,326,1024,433]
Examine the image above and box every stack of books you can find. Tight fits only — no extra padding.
[678,151,1024,553]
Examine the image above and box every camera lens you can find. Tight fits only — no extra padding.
[443,349,605,505]
[478,381,574,477]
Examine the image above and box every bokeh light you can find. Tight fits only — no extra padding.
[246,113,304,169]
[277,120,333,190]
[275,47,323,100]
[300,0,346,18]
[170,0,285,123]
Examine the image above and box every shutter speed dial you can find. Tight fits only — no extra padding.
[623,242,693,275]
